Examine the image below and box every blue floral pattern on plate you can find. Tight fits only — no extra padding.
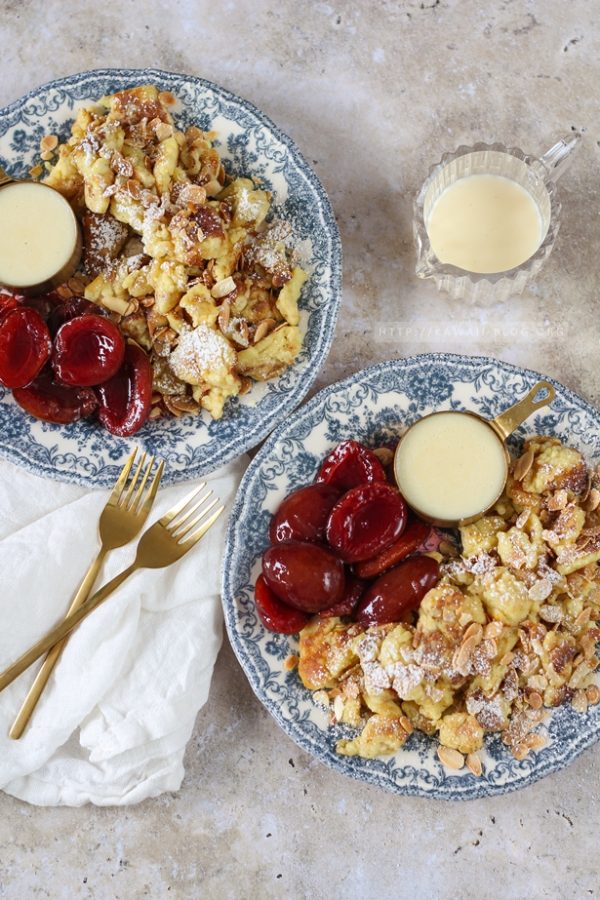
[222,353,600,799]
[0,68,341,486]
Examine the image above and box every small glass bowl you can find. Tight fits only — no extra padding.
[413,136,580,306]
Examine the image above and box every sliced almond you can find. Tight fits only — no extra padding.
[439,539,459,558]
[284,654,299,671]
[373,447,394,466]
[217,299,231,332]
[465,753,483,777]
[573,607,592,629]
[178,183,207,206]
[584,488,600,512]
[437,746,465,770]
[572,689,589,713]
[463,622,483,644]
[586,684,600,705]
[333,695,345,722]
[513,449,535,482]
[28,164,44,179]
[211,276,236,299]
[253,318,276,344]
[527,690,543,710]
[40,134,58,152]
[485,621,504,640]
[453,634,480,674]
[581,633,597,660]
[155,121,174,141]
[126,178,141,199]
[399,715,414,735]
[40,150,54,162]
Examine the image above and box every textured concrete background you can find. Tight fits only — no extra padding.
[0,1,599,897]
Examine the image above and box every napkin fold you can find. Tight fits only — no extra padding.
[0,454,246,806]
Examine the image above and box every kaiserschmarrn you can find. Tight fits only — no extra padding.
[40,85,306,420]
[297,437,600,773]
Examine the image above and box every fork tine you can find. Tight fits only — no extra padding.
[168,490,212,531]
[138,459,165,516]
[173,496,220,540]
[131,454,155,511]
[181,505,225,547]
[122,451,147,507]
[110,448,137,504]
[159,483,207,525]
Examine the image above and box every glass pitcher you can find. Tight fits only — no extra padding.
[413,135,581,305]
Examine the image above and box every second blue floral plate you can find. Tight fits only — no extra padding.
[222,353,600,799]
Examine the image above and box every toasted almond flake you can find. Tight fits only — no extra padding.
[40,150,54,161]
[40,134,58,152]
[211,276,236,299]
[523,732,546,752]
[399,715,414,735]
[312,690,330,709]
[425,551,443,563]
[67,277,86,294]
[439,539,459,558]
[155,121,174,141]
[586,684,600,705]
[373,447,394,466]
[437,746,465,770]
[485,621,504,640]
[55,284,73,300]
[463,622,484,644]
[284,654,299,671]
[253,318,275,344]
[28,164,44,178]
[547,489,569,511]
[466,753,482,777]
[454,634,480,674]
[333,695,344,721]
[512,742,530,761]
[149,407,163,419]
[126,178,141,199]
[500,651,515,666]
[514,449,535,482]
[527,675,548,691]
[572,689,589,713]
[574,607,592,629]
[582,634,597,660]
[527,691,543,710]
[217,299,231,332]
[158,90,176,106]
[178,183,207,206]
[584,488,600,512]
[515,509,531,529]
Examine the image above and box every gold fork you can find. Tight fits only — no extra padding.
[0,484,224,696]
[9,449,164,739]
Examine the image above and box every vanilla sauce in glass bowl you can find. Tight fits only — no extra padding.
[426,173,545,274]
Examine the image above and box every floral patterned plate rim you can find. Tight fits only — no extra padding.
[0,68,341,486]
[222,353,600,799]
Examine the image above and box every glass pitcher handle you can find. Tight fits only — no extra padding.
[491,380,555,440]
[536,134,581,183]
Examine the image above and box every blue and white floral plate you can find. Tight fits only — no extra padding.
[222,353,600,799]
[0,69,341,486]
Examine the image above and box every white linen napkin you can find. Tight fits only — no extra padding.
[0,453,246,806]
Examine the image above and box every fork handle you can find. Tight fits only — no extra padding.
[0,562,138,696]
[9,548,108,739]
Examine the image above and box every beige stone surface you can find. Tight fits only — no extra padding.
[1,0,599,897]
